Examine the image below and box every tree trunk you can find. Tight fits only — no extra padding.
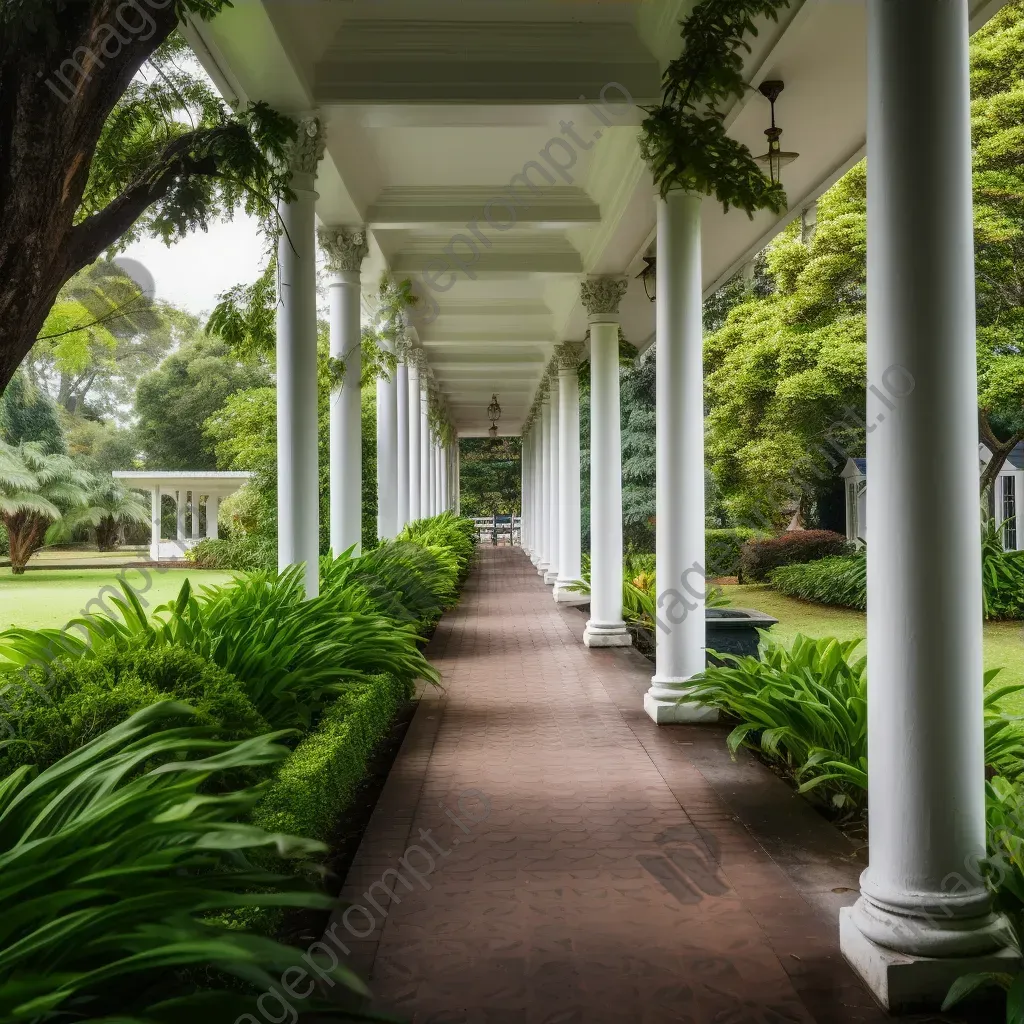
[0,3,179,393]
[3,512,44,574]
[978,409,1023,499]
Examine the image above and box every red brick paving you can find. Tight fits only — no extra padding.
[330,547,899,1023]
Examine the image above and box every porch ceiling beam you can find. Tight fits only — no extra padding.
[367,186,601,229]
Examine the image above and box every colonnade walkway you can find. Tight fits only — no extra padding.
[331,547,917,1022]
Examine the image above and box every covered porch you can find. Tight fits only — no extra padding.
[186,0,1014,1013]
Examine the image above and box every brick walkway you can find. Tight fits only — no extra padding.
[331,546,895,1023]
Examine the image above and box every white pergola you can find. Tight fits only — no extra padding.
[184,0,1014,1009]
[113,471,252,560]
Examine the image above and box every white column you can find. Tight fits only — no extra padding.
[441,441,447,511]
[536,423,544,565]
[176,490,185,545]
[840,0,1012,1009]
[582,279,630,647]
[208,495,219,540]
[321,227,367,556]
[396,354,410,530]
[536,389,552,576]
[190,492,201,541]
[277,117,324,599]
[554,343,584,602]
[433,440,441,514]
[150,485,161,561]
[376,352,398,540]
[454,441,460,515]
[420,394,431,519]
[408,352,422,524]
[646,191,714,724]
[545,372,560,584]
[524,434,532,557]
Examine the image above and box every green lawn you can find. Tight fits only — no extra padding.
[730,583,1024,713]
[0,567,236,631]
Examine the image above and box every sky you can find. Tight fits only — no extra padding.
[121,213,267,319]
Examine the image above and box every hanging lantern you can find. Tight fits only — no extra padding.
[755,81,799,185]
[637,255,656,303]
[487,393,501,438]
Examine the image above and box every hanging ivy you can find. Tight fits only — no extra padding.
[639,0,790,215]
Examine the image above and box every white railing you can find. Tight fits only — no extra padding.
[471,515,521,545]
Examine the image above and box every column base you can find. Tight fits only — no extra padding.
[645,677,718,724]
[536,559,549,575]
[553,581,588,605]
[644,692,719,724]
[839,907,1018,1013]
[543,569,559,585]
[583,622,632,648]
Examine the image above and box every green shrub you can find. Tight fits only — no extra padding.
[321,540,450,629]
[0,702,371,1022]
[770,523,1024,620]
[739,530,851,582]
[689,636,1024,815]
[0,566,437,731]
[187,534,276,571]
[706,527,767,577]
[399,511,477,596]
[769,554,867,610]
[255,673,410,845]
[982,518,1024,620]
[0,645,268,775]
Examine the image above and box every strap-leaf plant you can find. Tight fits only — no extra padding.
[640,0,791,215]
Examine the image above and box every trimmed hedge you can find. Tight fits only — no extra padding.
[253,672,412,844]
[706,527,768,577]
[0,645,268,776]
[769,556,867,610]
[740,530,851,582]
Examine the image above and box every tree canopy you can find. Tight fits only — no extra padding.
[0,5,295,393]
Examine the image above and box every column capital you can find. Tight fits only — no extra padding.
[319,226,368,276]
[580,276,628,323]
[556,341,585,370]
[284,115,326,185]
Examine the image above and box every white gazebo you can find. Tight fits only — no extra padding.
[182,0,1014,1008]
[113,471,252,561]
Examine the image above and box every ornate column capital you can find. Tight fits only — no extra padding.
[580,276,628,324]
[556,342,585,371]
[284,115,326,187]
[319,227,368,277]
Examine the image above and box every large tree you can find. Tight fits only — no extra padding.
[134,335,270,469]
[0,4,294,394]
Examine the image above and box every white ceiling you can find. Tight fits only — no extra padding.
[184,0,1007,435]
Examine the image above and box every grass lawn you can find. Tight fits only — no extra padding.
[0,567,236,632]
[730,583,1024,713]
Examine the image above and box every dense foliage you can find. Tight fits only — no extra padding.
[739,529,850,582]
[639,0,789,213]
[690,636,1024,814]
[0,702,372,1022]
[459,437,521,517]
[768,521,1024,620]
[0,511,475,1015]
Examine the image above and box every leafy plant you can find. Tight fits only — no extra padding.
[44,477,148,551]
[982,517,1024,620]
[740,529,851,582]
[769,553,867,610]
[944,776,1024,1019]
[0,701,372,1022]
[0,440,93,572]
[0,568,437,731]
[639,0,789,212]
[0,645,269,776]
[690,637,1024,815]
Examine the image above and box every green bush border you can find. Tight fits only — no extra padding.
[253,672,412,844]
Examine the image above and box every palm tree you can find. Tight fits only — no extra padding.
[0,441,91,573]
[46,478,149,551]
